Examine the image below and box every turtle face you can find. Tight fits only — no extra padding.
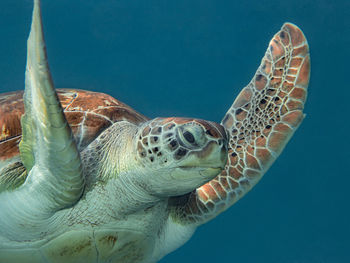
[135,117,228,197]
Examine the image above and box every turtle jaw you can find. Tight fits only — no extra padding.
[176,139,228,174]
[178,166,224,181]
[153,166,223,197]
[150,142,228,197]
[177,156,226,180]
[178,166,223,171]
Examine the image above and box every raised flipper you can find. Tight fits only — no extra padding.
[19,0,84,210]
[172,23,310,225]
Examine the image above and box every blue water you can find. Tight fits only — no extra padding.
[0,0,349,262]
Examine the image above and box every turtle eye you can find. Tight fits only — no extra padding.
[178,124,207,148]
[183,131,195,144]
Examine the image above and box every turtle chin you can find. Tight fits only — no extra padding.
[150,166,224,198]
[178,166,223,178]
[177,165,223,186]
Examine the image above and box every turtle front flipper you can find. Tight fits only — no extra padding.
[172,23,310,225]
[19,0,84,210]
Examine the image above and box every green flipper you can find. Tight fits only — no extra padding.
[0,162,27,192]
[18,0,84,210]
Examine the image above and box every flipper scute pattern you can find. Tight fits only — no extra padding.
[173,23,310,224]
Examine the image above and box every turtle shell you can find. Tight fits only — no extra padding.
[0,89,148,164]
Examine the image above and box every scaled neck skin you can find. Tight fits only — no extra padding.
[72,121,164,224]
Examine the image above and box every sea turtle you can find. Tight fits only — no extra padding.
[0,0,310,262]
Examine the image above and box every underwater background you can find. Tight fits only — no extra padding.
[0,0,349,262]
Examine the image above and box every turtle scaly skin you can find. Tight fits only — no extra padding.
[0,0,309,262]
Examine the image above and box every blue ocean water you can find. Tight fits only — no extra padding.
[0,0,348,262]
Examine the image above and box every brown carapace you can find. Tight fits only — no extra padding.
[0,89,147,163]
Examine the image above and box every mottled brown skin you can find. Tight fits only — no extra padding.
[0,89,148,162]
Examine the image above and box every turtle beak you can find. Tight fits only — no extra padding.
[178,127,228,174]
[183,140,227,168]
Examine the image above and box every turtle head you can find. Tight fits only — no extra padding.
[134,117,228,197]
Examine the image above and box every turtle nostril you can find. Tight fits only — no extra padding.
[205,129,214,137]
[183,131,195,144]
[222,142,228,151]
